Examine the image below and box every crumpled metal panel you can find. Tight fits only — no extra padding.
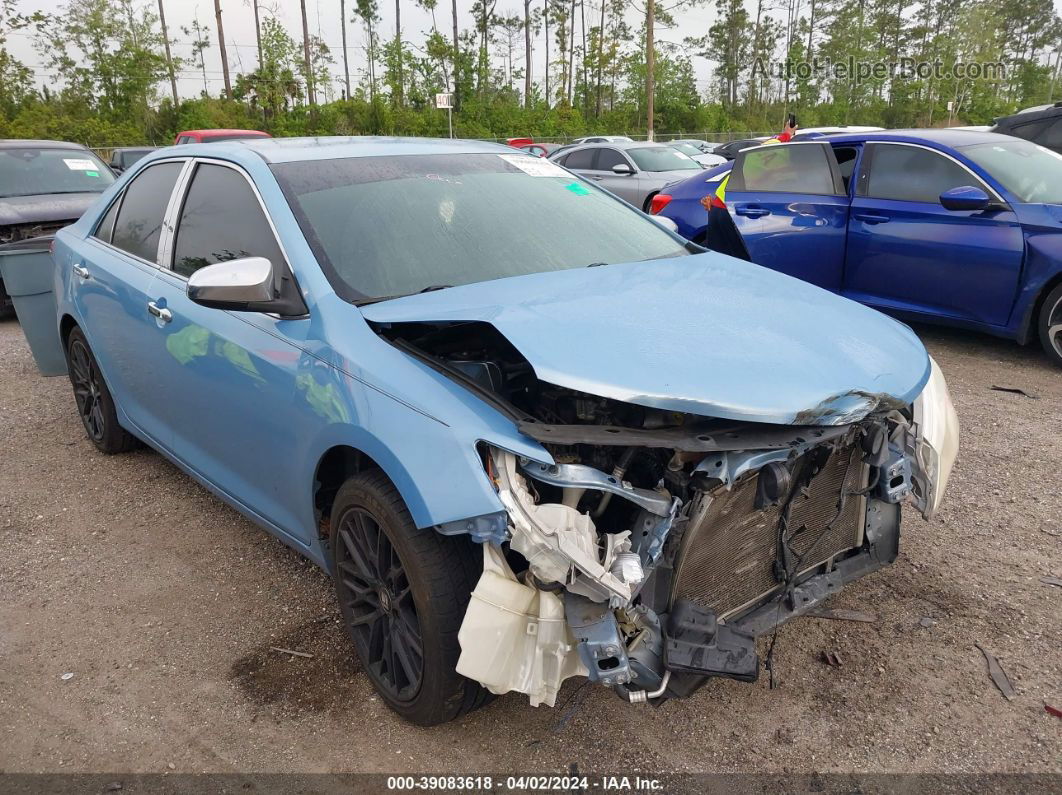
[362,255,931,425]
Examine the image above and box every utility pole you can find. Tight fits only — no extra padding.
[452,0,460,108]
[252,0,262,70]
[340,0,351,99]
[157,0,178,105]
[646,0,654,140]
[214,0,232,98]
[300,0,315,105]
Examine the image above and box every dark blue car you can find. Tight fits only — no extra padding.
[653,130,1062,367]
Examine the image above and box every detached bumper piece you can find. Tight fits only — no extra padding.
[663,600,758,683]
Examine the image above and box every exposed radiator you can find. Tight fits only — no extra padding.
[671,444,867,620]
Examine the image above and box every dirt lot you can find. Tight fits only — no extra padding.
[0,316,1059,777]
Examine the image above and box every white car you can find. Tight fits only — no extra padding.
[668,141,726,168]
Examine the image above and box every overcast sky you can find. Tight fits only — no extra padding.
[6,0,1062,101]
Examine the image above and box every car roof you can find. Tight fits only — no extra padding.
[165,135,520,164]
[820,128,1016,147]
[993,103,1062,126]
[0,139,91,150]
[179,129,270,136]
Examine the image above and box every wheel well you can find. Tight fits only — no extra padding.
[59,315,78,348]
[643,192,657,213]
[313,445,383,538]
[1024,272,1062,344]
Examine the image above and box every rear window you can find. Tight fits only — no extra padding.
[272,153,688,302]
[628,147,701,172]
[0,148,114,199]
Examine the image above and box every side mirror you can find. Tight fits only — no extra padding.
[612,163,635,175]
[649,215,679,233]
[940,186,990,211]
[187,257,275,311]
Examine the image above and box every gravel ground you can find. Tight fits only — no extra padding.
[0,316,1059,777]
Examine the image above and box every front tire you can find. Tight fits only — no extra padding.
[65,327,139,454]
[330,471,490,725]
[1037,282,1062,367]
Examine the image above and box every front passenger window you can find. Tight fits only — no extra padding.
[110,162,182,263]
[595,148,627,171]
[866,144,986,203]
[171,163,286,278]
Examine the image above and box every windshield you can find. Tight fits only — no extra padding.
[272,153,689,301]
[0,148,114,198]
[959,140,1062,204]
[628,147,701,172]
[670,143,704,157]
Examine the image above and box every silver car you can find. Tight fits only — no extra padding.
[550,142,703,211]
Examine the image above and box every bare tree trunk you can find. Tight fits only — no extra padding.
[579,0,587,112]
[340,0,351,98]
[524,0,532,107]
[157,0,178,105]
[300,0,314,105]
[214,0,232,98]
[394,0,403,105]
[646,0,654,140]
[567,0,575,104]
[544,1,550,106]
[595,0,604,116]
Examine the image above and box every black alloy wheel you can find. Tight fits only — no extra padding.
[64,327,139,454]
[335,506,423,703]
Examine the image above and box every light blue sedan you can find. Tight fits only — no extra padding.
[28,137,957,725]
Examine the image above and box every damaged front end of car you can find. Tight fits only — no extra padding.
[372,317,959,708]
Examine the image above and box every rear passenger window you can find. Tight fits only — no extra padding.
[171,163,285,278]
[93,198,120,244]
[110,162,182,262]
[866,144,985,203]
[563,148,596,170]
[736,144,837,194]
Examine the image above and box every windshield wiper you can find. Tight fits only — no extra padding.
[419,284,452,293]
[354,284,453,307]
[587,261,608,267]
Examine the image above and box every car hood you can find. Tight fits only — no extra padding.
[361,254,931,425]
[0,193,101,227]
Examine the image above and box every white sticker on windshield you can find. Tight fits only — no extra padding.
[63,158,97,171]
[498,154,569,178]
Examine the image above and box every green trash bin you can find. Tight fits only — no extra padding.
[0,235,66,376]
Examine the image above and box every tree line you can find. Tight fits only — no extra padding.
[0,0,1060,146]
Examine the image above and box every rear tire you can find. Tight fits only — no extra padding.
[329,471,490,725]
[65,327,139,454]
[1037,282,1062,367]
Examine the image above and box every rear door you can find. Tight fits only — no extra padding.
[73,160,185,448]
[844,142,1024,326]
[725,142,851,291]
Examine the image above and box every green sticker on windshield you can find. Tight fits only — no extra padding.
[564,181,590,196]
[86,171,99,177]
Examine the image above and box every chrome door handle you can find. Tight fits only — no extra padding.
[147,301,172,323]
[72,264,90,280]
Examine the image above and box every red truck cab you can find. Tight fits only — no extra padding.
[174,129,272,144]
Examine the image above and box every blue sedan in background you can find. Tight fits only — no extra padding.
[12,137,959,726]
[653,130,1062,367]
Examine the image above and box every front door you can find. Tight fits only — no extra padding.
[146,160,310,541]
[725,142,851,291]
[844,142,1025,326]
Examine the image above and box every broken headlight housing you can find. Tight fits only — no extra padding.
[911,357,959,520]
